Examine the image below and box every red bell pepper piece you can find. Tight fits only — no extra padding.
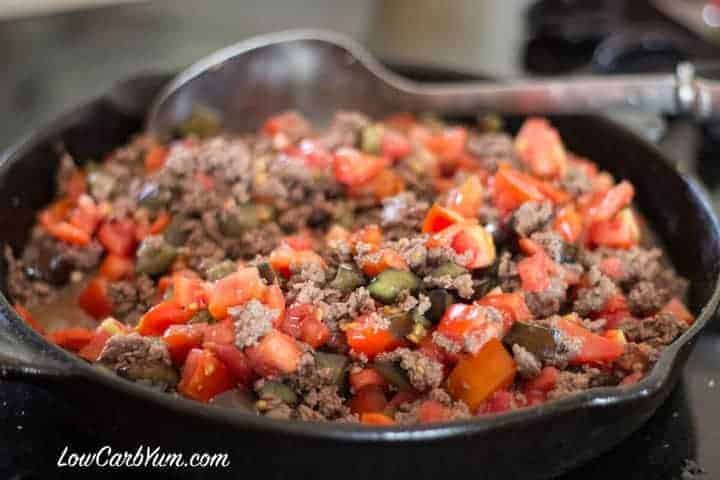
[244,330,302,377]
[136,299,195,336]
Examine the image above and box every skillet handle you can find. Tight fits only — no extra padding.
[0,306,76,381]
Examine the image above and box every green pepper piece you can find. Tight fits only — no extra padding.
[372,361,413,392]
[206,260,237,281]
[164,214,189,246]
[426,289,457,324]
[135,236,177,276]
[257,381,297,405]
[368,269,420,304]
[314,352,349,385]
[330,264,365,293]
[219,204,274,237]
[361,123,384,154]
[502,322,561,361]
[137,182,172,210]
[177,105,222,138]
[430,262,468,279]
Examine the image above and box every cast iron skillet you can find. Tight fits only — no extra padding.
[0,68,719,479]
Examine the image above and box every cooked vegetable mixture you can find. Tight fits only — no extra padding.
[6,112,694,425]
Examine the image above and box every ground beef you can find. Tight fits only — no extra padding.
[381,348,444,391]
[619,312,686,347]
[512,344,542,378]
[559,162,592,196]
[530,231,570,263]
[107,275,156,323]
[302,385,350,419]
[497,251,520,291]
[573,267,618,316]
[231,299,276,348]
[423,273,475,299]
[511,201,553,237]
[463,306,505,354]
[317,111,370,150]
[615,342,659,373]
[525,278,567,318]
[627,280,670,317]
[386,235,429,271]
[395,388,470,424]
[98,333,176,386]
[381,192,429,236]
[466,132,517,172]
[547,370,591,400]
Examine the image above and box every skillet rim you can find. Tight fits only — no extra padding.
[1,71,719,444]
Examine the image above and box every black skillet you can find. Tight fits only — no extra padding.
[0,67,719,479]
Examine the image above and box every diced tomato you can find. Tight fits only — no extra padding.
[344,314,403,359]
[380,129,411,160]
[425,126,468,163]
[588,208,640,249]
[40,208,92,246]
[78,329,111,362]
[349,385,387,414]
[525,366,559,392]
[97,219,137,257]
[284,139,333,169]
[417,334,457,367]
[208,267,267,319]
[554,204,583,243]
[555,315,624,365]
[449,224,496,269]
[268,245,326,279]
[422,204,466,233]
[245,330,302,376]
[360,412,395,426]
[333,148,387,187]
[194,172,215,191]
[585,181,635,224]
[68,195,103,235]
[437,303,511,353]
[447,338,516,411]
[517,250,556,292]
[525,389,546,406]
[447,175,484,218]
[477,292,532,323]
[263,285,286,327]
[65,169,87,201]
[144,145,169,173]
[514,117,567,179]
[14,303,45,334]
[492,165,546,212]
[417,400,453,423]
[349,224,384,249]
[536,181,571,205]
[359,248,408,277]
[203,318,236,345]
[98,254,134,281]
[350,168,406,200]
[47,327,94,352]
[661,298,694,325]
[262,111,307,136]
[387,390,419,409]
[518,237,542,256]
[280,303,329,348]
[325,225,350,243]
[620,371,644,386]
[77,277,113,320]
[481,389,514,414]
[136,299,195,336]
[164,323,207,365]
[349,368,387,392]
[178,348,235,403]
[203,341,255,387]
[384,113,416,132]
[604,329,627,345]
[281,232,314,251]
[150,212,172,236]
[599,256,624,280]
[172,274,209,309]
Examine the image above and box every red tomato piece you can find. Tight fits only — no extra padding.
[285,139,333,169]
[387,390,419,409]
[203,341,256,388]
[492,165,546,212]
[553,204,583,243]
[476,292,532,323]
[424,126,468,162]
[417,400,453,423]
[599,256,624,280]
[97,219,137,257]
[514,117,567,179]
[447,175,484,218]
[164,323,207,365]
[68,195,103,235]
[349,224,384,249]
[436,303,511,353]
[359,248,408,277]
[47,327,94,351]
[65,170,87,201]
[203,318,236,345]
[98,254,134,281]
[245,330,302,377]
[344,314,403,359]
[661,298,694,325]
[349,368,387,392]
[263,285,286,327]
[524,366,559,392]
[589,208,640,249]
[136,299,195,336]
[77,277,113,320]
[380,129,411,160]
[333,148,387,187]
[172,274,209,309]
[422,204,466,233]
[349,168,406,201]
[517,250,556,292]
[585,181,635,224]
[78,329,111,362]
[280,303,329,348]
[144,145,169,173]
[178,348,235,403]
[268,244,326,279]
[349,385,387,415]
[449,224,497,269]
[481,389,514,414]
[555,316,624,365]
[14,303,45,335]
[39,208,92,246]
[208,267,267,319]
[262,111,307,136]
[281,232,314,251]
[360,412,395,426]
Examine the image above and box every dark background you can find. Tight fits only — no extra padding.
[0,1,719,478]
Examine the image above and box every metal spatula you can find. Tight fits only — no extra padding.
[146,29,719,139]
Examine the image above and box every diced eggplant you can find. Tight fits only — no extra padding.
[163,214,190,246]
[314,352,349,385]
[218,204,274,238]
[502,322,562,361]
[257,381,297,405]
[135,236,177,276]
[430,262,468,279]
[368,269,420,304]
[118,363,179,387]
[384,307,415,339]
[372,361,413,392]
[426,289,456,324]
[330,264,365,293]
